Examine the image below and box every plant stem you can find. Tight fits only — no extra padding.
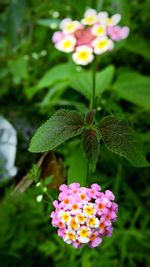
[86,162,89,186]
[86,59,97,184]
[90,59,97,109]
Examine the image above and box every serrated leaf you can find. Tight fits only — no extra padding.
[29,110,85,153]
[99,116,149,167]
[82,129,100,172]
[70,65,115,100]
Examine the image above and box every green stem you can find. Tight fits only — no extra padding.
[90,59,97,109]
[86,59,97,184]
[86,162,89,186]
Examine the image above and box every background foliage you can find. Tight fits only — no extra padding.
[0,0,150,266]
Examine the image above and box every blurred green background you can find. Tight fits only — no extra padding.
[0,0,150,266]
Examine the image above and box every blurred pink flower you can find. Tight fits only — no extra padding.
[107,26,129,41]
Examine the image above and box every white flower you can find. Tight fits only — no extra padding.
[84,8,97,17]
[91,24,106,37]
[62,20,81,34]
[97,11,108,25]
[55,35,76,53]
[77,226,91,243]
[83,203,96,217]
[92,37,114,54]
[58,210,71,223]
[60,18,72,30]
[67,218,79,230]
[75,213,86,224]
[81,8,98,25]
[87,216,100,228]
[64,230,76,244]
[72,45,94,65]
[106,14,121,26]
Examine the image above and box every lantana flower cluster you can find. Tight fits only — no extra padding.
[50,183,118,248]
[52,8,129,65]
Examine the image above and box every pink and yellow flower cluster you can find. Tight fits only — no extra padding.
[52,8,129,65]
[50,183,118,248]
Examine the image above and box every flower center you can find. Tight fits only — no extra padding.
[70,219,78,229]
[72,204,78,210]
[80,194,86,200]
[80,229,89,238]
[98,203,104,209]
[64,198,69,204]
[90,234,96,241]
[77,51,89,60]
[63,40,72,49]
[99,222,105,229]
[67,232,75,240]
[97,40,108,49]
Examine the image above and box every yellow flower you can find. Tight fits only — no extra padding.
[87,217,100,228]
[92,37,114,54]
[78,227,91,243]
[59,211,71,223]
[75,213,86,224]
[68,218,79,230]
[83,204,96,217]
[55,35,76,53]
[106,14,121,26]
[81,8,98,25]
[72,45,94,65]
[64,230,76,244]
[91,24,106,37]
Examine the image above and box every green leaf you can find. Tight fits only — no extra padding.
[29,110,85,153]
[67,142,88,186]
[37,63,76,89]
[99,116,149,167]
[112,70,150,110]
[82,129,100,172]
[124,35,150,59]
[70,65,115,100]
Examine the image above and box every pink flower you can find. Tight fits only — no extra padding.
[69,182,80,189]
[51,10,129,65]
[53,200,59,208]
[72,240,83,248]
[58,228,66,237]
[50,182,118,248]
[107,26,129,41]
[52,31,63,43]
[91,183,101,191]
[105,190,115,201]
[89,231,102,248]
[88,184,102,199]
[75,28,95,46]
[59,184,69,192]
[95,194,111,213]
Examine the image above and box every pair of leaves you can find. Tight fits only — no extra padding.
[29,110,149,177]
